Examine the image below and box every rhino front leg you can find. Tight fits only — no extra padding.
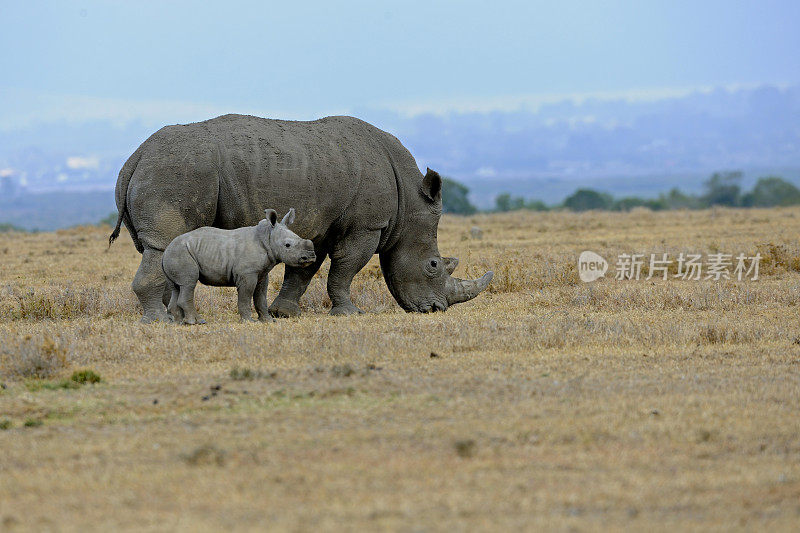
[269,253,326,318]
[254,273,275,322]
[132,248,170,323]
[236,275,258,322]
[327,231,381,316]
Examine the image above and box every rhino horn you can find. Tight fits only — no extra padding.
[445,271,493,305]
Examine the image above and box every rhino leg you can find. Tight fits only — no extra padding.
[165,278,183,323]
[269,253,327,318]
[236,275,258,322]
[167,290,183,323]
[254,273,275,322]
[327,231,381,316]
[177,283,204,325]
[162,284,172,308]
[132,248,170,323]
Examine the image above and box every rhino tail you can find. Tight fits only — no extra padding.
[108,211,123,248]
[108,145,144,252]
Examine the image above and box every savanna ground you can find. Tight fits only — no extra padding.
[1,207,800,531]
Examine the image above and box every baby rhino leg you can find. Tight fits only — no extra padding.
[164,250,205,325]
[165,278,183,323]
[254,273,275,322]
[236,275,258,322]
[177,283,205,325]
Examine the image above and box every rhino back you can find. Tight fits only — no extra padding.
[203,115,402,242]
[125,114,416,250]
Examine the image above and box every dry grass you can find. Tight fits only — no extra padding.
[1,207,800,531]
[2,331,70,379]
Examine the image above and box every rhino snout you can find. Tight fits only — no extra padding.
[298,242,316,266]
[299,252,316,265]
[417,300,448,313]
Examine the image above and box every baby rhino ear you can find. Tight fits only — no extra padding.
[257,210,278,248]
[264,209,278,227]
[281,207,296,226]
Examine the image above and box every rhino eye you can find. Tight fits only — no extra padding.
[285,243,291,248]
[430,259,438,268]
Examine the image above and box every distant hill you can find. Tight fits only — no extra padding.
[0,191,115,231]
[1,84,799,224]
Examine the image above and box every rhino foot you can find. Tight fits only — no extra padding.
[140,309,170,324]
[269,299,301,318]
[330,303,365,316]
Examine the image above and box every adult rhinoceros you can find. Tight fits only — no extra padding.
[109,114,493,322]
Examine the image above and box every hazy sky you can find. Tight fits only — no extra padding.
[1,0,799,127]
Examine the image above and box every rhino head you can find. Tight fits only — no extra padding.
[259,208,316,268]
[379,168,493,312]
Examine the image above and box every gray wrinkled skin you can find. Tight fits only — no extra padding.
[162,208,315,324]
[109,114,493,322]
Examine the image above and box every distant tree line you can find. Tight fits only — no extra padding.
[2,173,797,232]
[0,223,25,232]
[442,172,800,214]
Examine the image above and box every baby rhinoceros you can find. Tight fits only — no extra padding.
[162,208,315,324]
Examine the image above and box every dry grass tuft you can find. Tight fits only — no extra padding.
[757,242,800,274]
[229,366,276,380]
[3,285,136,320]
[2,331,70,378]
[695,322,758,345]
[454,438,476,458]
[181,445,227,467]
[70,369,102,384]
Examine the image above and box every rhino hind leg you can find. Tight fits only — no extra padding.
[269,252,327,318]
[165,279,183,323]
[176,283,204,325]
[327,230,381,316]
[162,283,172,308]
[132,248,170,323]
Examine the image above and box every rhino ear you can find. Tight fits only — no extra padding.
[421,168,442,202]
[443,256,459,275]
[264,209,278,227]
[257,213,275,248]
[281,207,296,226]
